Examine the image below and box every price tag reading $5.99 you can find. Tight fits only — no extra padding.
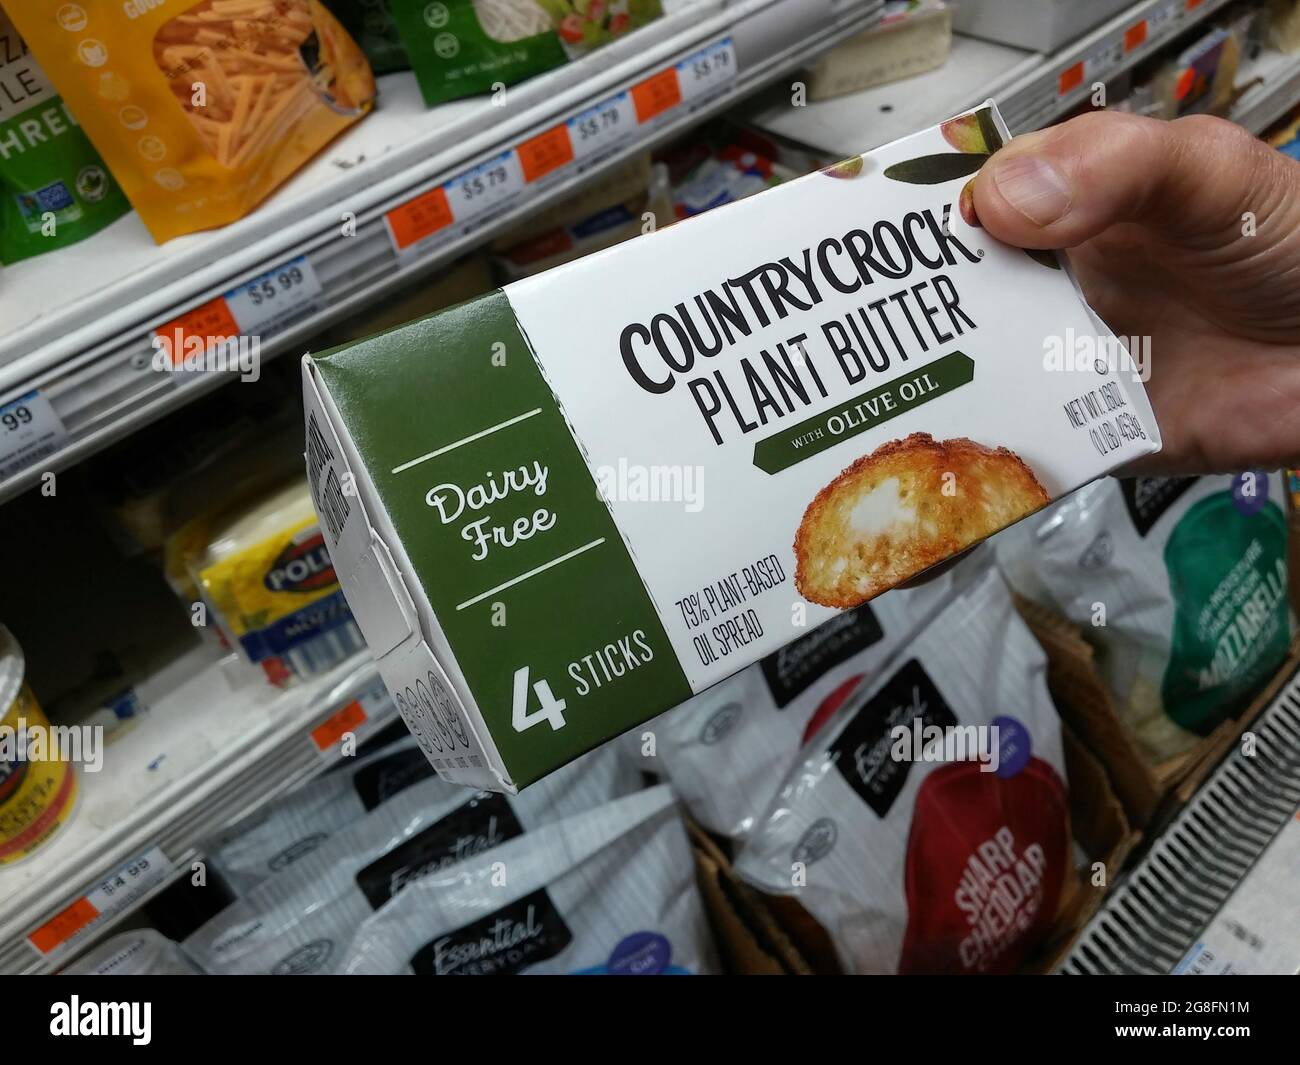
[0,390,68,482]
[224,254,324,336]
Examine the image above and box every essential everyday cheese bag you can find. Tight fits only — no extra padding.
[647,549,990,842]
[1021,473,1291,761]
[183,742,637,973]
[65,929,201,976]
[341,784,718,974]
[735,568,1071,974]
[205,736,435,895]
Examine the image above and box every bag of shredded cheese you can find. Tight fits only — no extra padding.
[341,785,718,974]
[0,5,129,263]
[65,929,200,975]
[388,0,662,105]
[1016,473,1292,762]
[8,0,375,242]
[647,549,989,843]
[183,743,637,973]
[205,735,434,894]
[735,568,1071,974]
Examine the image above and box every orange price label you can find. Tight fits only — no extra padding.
[518,125,575,184]
[386,187,453,251]
[154,297,240,362]
[1058,61,1085,96]
[1186,0,1204,9]
[311,699,368,751]
[632,68,682,123]
[28,896,99,955]
[1124,20,1148,51]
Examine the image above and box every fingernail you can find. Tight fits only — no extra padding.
[992,155,1071,226]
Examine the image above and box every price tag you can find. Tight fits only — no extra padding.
[154,296,240,361]
[567,91,636,162]
[224,255,323,336]
[1149,0,1180,37]
[677,37,738,102]
[0,390,68,482]
[310,675,392,755]
[632,67,682,123]
[27,846,172,957]
[517,125,575,184]
[1124,19,1148,52]
[444,150,525,226]
[386,186,454,253]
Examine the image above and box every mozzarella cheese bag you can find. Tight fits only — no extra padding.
[648,549,988,842]
[735,568,1071,974]
[303,102,1160,794]
[183,743,636,974]
[342,784,717,974]
[1024,473,1291,761]
[205,736,435,895]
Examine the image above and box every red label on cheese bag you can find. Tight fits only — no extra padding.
[898,755,1068,975]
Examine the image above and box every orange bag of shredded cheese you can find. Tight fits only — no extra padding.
[8,1,375,242]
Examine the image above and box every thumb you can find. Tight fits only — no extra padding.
[972,111,1279,250]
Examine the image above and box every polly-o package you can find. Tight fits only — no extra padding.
[9,1,376,243]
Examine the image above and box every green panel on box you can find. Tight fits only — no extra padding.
[313,290,690,786]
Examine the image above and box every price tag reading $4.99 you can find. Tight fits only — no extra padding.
[445,150,525,226]
[567,91,636,162]
[224,254,324,336]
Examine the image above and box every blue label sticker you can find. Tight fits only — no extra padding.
[1231,471,1270,516]
[992,715,1031,779]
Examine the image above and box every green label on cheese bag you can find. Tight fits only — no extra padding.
[387,0,568,106]
[0,15,130,264]
[1161,492,1290,735]
[313,290,690,786]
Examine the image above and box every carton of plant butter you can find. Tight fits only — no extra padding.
[302,101,1161,792]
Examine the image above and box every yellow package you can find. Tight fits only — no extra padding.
[191,479,363,678]
[9,1,376,242]
[1,626,78,866]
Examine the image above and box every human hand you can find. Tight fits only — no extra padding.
[972,111,1300,474]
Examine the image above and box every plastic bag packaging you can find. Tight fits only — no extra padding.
[388,0,662,106]
[648,549,990,843]
[205,736,434,895]
[7,1,375,243]
[64,929,200,976]
[0,6,129,264]
[735,568,1071,974]
[325,0,408,73]
[342,784,717,974]
[1016,474,1291,762]
[180,478,365,683]
[183,743,638,973]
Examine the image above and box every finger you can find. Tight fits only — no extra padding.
[972,111,1290,251]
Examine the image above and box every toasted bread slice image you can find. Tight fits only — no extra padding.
[794,433,1048,608]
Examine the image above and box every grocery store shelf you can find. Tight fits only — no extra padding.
[0,648,390,974]
[0,0,883,507]
[1061,661,1300,975]
[1231,45,1300,133]
[747,0,1239,153]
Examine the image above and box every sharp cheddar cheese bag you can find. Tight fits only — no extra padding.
[1021,473,1292,762]
[9,1,376,242]
[0,6,130,263]
[735,568,1071,974]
